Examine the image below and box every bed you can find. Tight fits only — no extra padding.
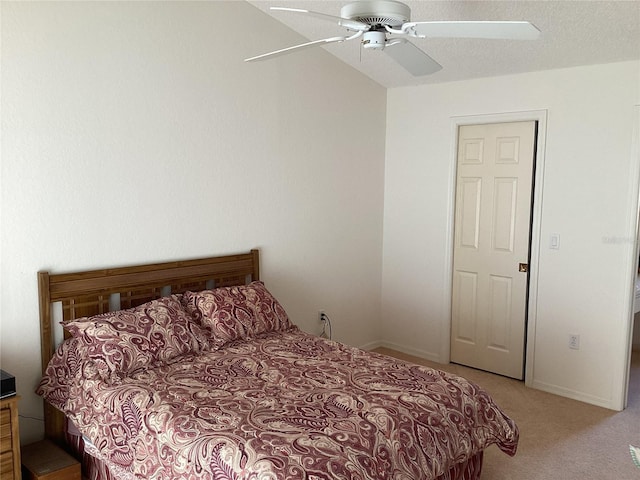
[36,249,518,480]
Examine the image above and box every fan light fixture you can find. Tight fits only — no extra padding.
[362,31,387,50]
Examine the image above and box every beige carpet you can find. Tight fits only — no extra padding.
[374,347,640,479]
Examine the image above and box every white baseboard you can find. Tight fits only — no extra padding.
[358,340,384,351]
[366,340,444,364]
[531,380,616,411]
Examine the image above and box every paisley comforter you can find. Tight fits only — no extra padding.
[39,328,518,479]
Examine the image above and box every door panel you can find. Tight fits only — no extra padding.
[492,177,518,252]
[488,274,512,350]
[459,177,482,249]
[451,121,536,379]
[453,270,479,343]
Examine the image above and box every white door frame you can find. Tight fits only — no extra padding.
[622,104,640,408]
[441,109,548,387]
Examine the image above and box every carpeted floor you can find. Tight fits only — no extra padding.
[374,347,640,479]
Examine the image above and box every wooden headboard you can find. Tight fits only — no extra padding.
[38,249,259,444]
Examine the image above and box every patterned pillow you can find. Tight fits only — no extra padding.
[63,295,209,383]
[183,281,292,349]
[36,336,95,411]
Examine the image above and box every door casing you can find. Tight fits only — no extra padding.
[623,105,640,409]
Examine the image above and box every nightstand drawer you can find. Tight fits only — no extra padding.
[1,451,14,475]
[0,408,9,427]
[0,408,11,452]
[0,431,12,455]
[0,396,20,480]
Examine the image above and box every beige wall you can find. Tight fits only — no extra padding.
[383,61,640,410]
[0,1,386,443]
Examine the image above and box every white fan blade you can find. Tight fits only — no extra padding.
[408,21,541,40]
[245,36,347,62]
[271,7,370,32]
[384,39,442,76]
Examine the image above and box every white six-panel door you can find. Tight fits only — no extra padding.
[451,121,536,379]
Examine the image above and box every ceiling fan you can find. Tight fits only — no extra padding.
[245,0,541,76]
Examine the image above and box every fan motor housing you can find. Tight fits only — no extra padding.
[340,0,411,28]
[362,31,387,49]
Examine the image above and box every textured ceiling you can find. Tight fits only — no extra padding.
[246,0,640,88]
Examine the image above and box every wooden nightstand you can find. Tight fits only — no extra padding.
[21,440,80,480]
[1,395,21,480]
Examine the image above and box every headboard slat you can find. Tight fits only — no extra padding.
[119,288,164,310]
[61,295,110,320]
[170,281,209,295]
[48,257,256,299]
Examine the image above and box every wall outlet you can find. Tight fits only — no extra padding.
[568,334,580,350]
[318,310,331,339]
